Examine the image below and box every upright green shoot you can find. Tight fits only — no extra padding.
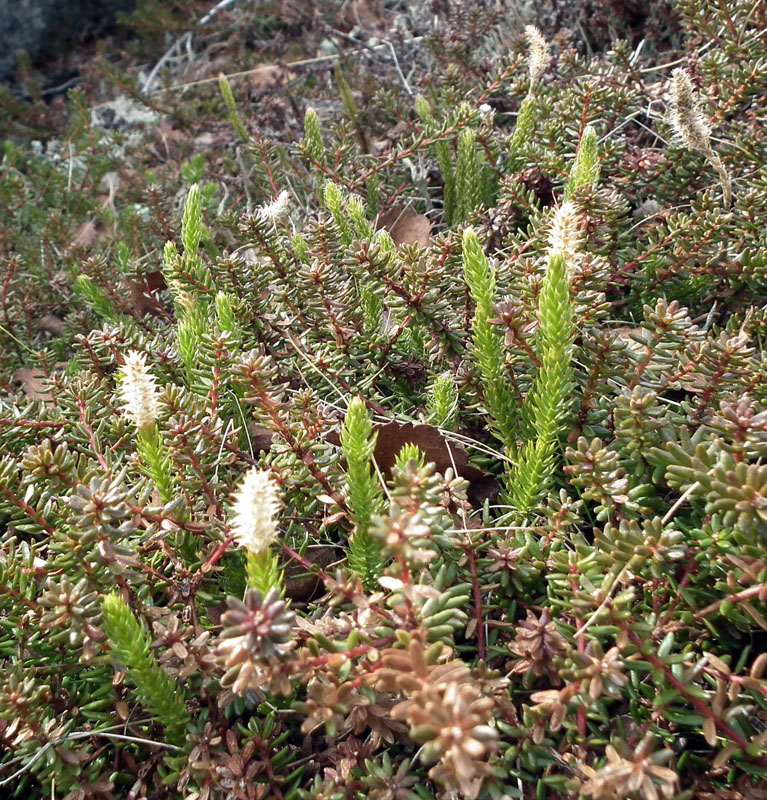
[462,230,518,451]
[341,397,385,591]
[509,26,551,167]
[565,125,600,199]
[506,246,575,515]
[101,594,189,744]
[218,73,249,143]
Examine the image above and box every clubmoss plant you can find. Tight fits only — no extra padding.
[564,125,600,201]
[668,67,732,209]
[341,396,385,591]
[463,227,519,450]
[508,25,551,167]
[506,216,576,516]
[425,372,459,430]
[303,107,328,169]
[117,350,176,504]
[218,72,249,144]
[101,593,189,744]
[230,467,284,597]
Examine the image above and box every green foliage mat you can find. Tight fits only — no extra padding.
[2,1,767,797]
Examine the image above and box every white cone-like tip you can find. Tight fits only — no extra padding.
[525,26,551,89]
[230,468,282,554]
[118,350,160,432]
[547,202,583,260]
[258,190,291,222]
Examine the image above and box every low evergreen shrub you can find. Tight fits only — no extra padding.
[2,1,767,797]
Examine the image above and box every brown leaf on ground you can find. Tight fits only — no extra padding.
[73,219,109,248]
[737,771,767,799]
[374,421,497,500]
[194,131,230,149]
[376,205,432,248]
[154,119,189,160]
[248,63,293,91]
[13,368,52,400]
[38,314,64,336]
[155,118,187,145]
[13,364,67,401]
[515,167,555,206]
[127,271,167,317]
[247,423,275,454]
[284,545,342,602]
[371,120,409,156]
[328,420,499,506]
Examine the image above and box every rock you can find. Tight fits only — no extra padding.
[0,0,137,81]
[633,198,662,220]
[91,96,159,131]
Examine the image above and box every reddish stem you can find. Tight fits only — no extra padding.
[466,546,485,661]
[76,395,108,470]
[0,418,64,429]
[203,533,236,571]
[619,620,755,754]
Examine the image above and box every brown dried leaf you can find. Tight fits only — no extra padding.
[326,419,498,505]
[38,314,64,336]
[155,118,188,146]
[702,716,717,747]
[750,652,767,678]
[376,205,432,248]
[194,131,229,149]
[152,119,191,162]
[375,420,485,481]
[73,219,108,248]
[740,601,767,630]
[248,63,292,90]
[712,743,738,769]
[247,423,275,454]
[56,746,90,765]
[127,271,167,317]
[739,773,767,799]
[385,422,498,506]
[515,167,555,206]
[705,652,732,676]
[284,545,341,602]
[13,368,53,400]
